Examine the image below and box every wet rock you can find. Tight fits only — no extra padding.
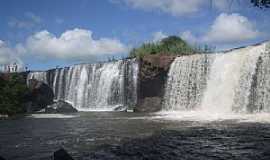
[114,105,126,111]
[53,148,74,160]
[27,79,54,112]
[136,55,176,112]
[46,100,78,113]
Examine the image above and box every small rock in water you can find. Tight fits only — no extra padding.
[53,148,74,160]
[46,100,78,113]
[0,156,6,160]
[114,105,126,111]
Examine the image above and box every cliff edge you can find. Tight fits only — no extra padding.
[136,54,176,112]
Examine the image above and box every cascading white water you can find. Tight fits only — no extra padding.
[201,44,265,114]
[163,42,270,114]
[246,42,270,113]
[27,59,139,111]
[27,71,48,85]
[163,54,213,110]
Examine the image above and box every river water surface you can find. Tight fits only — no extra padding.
[1,112,270,160]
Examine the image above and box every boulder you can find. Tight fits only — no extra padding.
[53,148,74,160]
[114,105,126,111]
[46,100,78,113]
[27,79,54,112]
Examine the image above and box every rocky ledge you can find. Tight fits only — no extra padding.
[26,79,54,112]
[43,100,78,113]
[135,54,176,112]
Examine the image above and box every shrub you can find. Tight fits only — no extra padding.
[129,36,198,58]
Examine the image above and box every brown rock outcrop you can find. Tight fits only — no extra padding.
[135,54,176,112]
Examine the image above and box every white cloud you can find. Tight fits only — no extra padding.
[113,0,205,16]
[180,31,199,44]
[203,13,260,43]
[152,31,168,42]
[181,13,260,45]
[1,28,128,68]
[8,12,41,29]
[19,28,128,61]
[0,40,13,65]
[0,40,23,71]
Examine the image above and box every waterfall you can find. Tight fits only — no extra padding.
[27,59,139,111]
[201,45,265,114]
[163,42,270,114]
[163,54,213,110]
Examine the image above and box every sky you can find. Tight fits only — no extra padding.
[0,0,269,70]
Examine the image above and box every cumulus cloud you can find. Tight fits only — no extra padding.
[152,31,168,42]
[0,40,13,65]
[203,13,260,43]
[18,28,128,61]
[1,28,128,70]
[0,40,23,71]
[181,13,260,45]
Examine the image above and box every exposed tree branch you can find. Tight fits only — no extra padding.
[251,0,270,8]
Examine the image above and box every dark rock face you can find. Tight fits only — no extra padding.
[136,55,176,112]
[45,100,78,113]
[114,105,126,112]
[135,97,162,112]
[53,148,74,160]
[27,79,54,112]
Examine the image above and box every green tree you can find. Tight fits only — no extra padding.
[0,74,29,116]
[129,36,197,58]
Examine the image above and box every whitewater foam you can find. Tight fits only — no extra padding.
[163,42,270,115]
[28,114,78,119]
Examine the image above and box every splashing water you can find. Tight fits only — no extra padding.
[27,59,138,111]
[163,42,270,117]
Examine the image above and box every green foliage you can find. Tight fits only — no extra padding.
[129,36,214,58]
[0,73,29,116]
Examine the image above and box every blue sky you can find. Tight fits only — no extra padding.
[0,0,269,70]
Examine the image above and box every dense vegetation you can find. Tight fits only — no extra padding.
[0,73,29,116]
[129,36,214,58]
